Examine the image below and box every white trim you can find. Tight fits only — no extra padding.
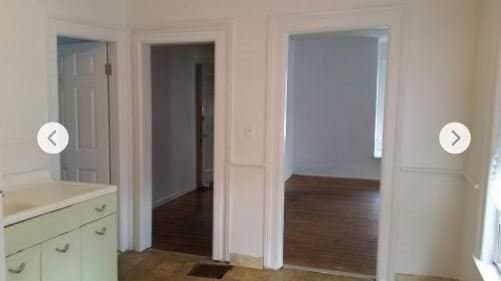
[475,256,501,281]
[374,37,388,159]
[264,6,404,281]
[152,188,197,209]
[400,166,464,176]
[47,18,133,251]
[131,20,232,262]
[283,264,375,280]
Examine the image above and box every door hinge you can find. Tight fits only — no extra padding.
[105,63,112,76]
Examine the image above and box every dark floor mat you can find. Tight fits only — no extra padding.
[187,263,233,279]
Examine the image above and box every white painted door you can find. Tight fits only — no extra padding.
[58,42,110,184]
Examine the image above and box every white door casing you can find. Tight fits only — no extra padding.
[199,63,215,186]
[132,20,231,261]
[59,42,111,184]
[265,6,404,281]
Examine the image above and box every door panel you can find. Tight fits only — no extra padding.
[75,88,97,149]
[59,42,110,184]
[77,168,98,183]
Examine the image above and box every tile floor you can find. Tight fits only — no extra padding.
[119,250,456,281]
[119,250,370,281]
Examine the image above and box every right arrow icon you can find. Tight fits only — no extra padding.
[451,129,461,146]
[439,122,471,155]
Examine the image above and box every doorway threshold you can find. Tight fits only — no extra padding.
[283,264,376,280]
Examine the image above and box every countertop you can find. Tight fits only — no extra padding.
[3,181,117,226]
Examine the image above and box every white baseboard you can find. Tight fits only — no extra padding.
[293,169,381,181]
[284,264,375,280]
[153,187,197,208]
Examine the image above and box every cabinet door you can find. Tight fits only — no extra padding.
[42,230,81,281]
[6,246,40,281]
[81,215,117,281]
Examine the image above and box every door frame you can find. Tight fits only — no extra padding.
[195,63,204,189]
[264,6,404,281]
[131,20,232,261]
[47,18,133,251]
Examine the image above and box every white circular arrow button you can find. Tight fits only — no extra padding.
[37,122,69,154]
[439,122,471,155]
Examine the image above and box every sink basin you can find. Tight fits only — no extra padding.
[4,200,39,217]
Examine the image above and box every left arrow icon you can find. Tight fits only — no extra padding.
[37,122,69,154]
[48,130,57,146]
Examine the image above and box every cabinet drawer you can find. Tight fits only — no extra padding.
[81,215,118,281]
[79,194,117,225]
[6,245,41,281]
[42,230,81,281]
[5,205,80,256]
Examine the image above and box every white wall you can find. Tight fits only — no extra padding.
[0,0,126,181]
[285,33,381,180]
[150,44,214,207]
[0,0,130,252]
[127,0,478,279]
[0,0,483,280]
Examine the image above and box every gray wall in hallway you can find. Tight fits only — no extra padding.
[285,33,381,180]
[151,44,214,206]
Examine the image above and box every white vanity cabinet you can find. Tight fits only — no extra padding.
[4,192,117,281]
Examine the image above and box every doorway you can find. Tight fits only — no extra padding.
[282,29,389,277]
[57,36,112,184]
[149,43,215,257]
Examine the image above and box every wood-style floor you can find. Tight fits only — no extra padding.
[152,189,213,257]
[284,175,380,276]
[119,250,452,281]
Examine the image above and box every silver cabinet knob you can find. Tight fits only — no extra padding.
[8,262,26,274]
[56,243,70,253]
[95,227,107,236]
[95,204,106,212]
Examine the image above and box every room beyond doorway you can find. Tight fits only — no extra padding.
[282,29,388,277]
[150,43,215,257]
[284,175,380,275]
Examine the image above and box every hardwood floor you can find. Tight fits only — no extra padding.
[284,175,380,276]
[152,189,213,257]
